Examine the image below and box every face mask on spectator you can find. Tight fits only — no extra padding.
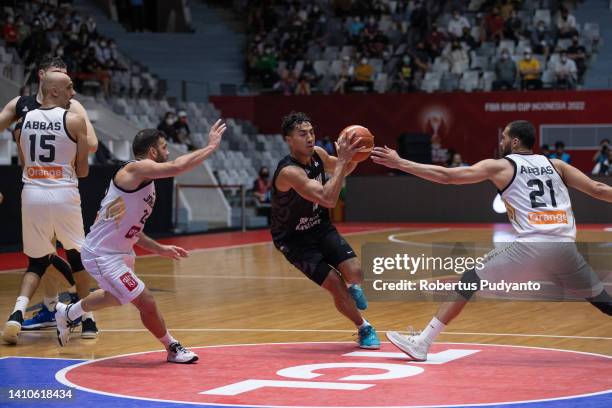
[57,48,64,56]
[501,52,509,60]
[166,117,175,125]
[361,58,368,65]
[538,24,545,32]
[525,53,532,59]
[101,41,107,47]
[403,56,411,64]
[7,16,14,24]
[561,55,567,62]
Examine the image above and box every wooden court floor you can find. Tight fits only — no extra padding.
[0,224,611,359]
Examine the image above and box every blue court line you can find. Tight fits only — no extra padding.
[0,357,609,408]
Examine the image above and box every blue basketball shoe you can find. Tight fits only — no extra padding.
[348,284,368,310]
[22,305,56,330]
[357,325,380,349]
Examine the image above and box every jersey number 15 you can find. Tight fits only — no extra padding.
[29,134,56,162]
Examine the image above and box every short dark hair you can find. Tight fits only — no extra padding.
[507,120,535,149]
[38,57,67,71]
[281,111,311,137]
[555,141,565,149]
[132,129,164,157]
[541,144,550,150]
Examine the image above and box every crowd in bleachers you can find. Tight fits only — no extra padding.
[242,0,600,94]
[0,1,160,98]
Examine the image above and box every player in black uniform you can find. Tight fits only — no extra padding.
[271,112,380,349]
[0,57,99,339]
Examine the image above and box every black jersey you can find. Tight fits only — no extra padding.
[270,152,332,243]
[15,95,41,121]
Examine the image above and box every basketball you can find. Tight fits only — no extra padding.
[338,125,375,162]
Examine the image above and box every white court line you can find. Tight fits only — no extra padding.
[91,327,612,340]
[0,227,401,274]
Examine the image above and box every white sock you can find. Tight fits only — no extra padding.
[358,319,370,330]
[13,296,29,314]
[82,311,94,321]
[158,331,177,349]
[43,296,59,311]
[419,317,446,345]
[67,301,85,322]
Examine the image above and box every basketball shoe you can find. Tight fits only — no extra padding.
[348,284,368,310]
[167,342,199,363]
[2,311,23,344]
[54,303,76,347]
[386,331,429,361]
[357,325,380,349]
[22,305,56,330]
[81,318,98,339]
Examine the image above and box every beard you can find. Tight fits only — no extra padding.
[500,143,512,157]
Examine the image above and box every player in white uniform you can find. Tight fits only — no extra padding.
[2,72,90,344]
[372,120,612,361]
[0,57,99,334]
[55,120,227,364]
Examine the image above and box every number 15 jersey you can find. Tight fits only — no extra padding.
[500,153,576,241]
[83,163,156,256]
[19,106,78,187]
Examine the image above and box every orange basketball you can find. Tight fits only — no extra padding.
[338,125,375,162]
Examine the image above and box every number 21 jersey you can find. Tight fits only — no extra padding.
[83,164,156,255]
[501,154,575,241]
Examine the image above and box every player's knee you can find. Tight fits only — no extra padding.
[65,249,85,273]
[26,256,52,277]
[455,268,481,301]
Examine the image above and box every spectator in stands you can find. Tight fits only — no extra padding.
[426,22,447,58]
[409,1,429,44]
[274,68,297,95]
[499,0,514,21]
[448,9,471,40]
[255,47,279,88]
[448,152,468,167]
[541,144,551,157]
[2,15,19,49]
[531,20,553,58]
[483,6,504,43]
[394,55,414,92]
[130,0,146,32]
[445,41,469,77]
[493,49,517,90]
[352,57,374,92]
[459,26,479,51]
[173,111,195,150]
[253,167,272,203]
[21,19,50,66]
[503,9,522,42]
[332,55,353,94]
[518,49,542,90]
[556,7,578,39]
[316,136,335,155]
[411,41,431,79]
[591,139,609,175]
[348,16,365,41]
[552,50,577,89]
[157,112,178,144]
[549,141,571,164]
[567,36,587,83]
[368,30,389,58]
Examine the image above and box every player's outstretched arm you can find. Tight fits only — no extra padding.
[66,112,89,178]
[372,146,501,185]
[552,159,612,203]
[136,232,189,260]
[0,97,19,132]
[277,132,362,208]
[69,99,98,153]
[129,119,226,181]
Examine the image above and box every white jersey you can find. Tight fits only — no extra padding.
[83,165,156,255]
[19,106,78,187]
[500,153,576,241]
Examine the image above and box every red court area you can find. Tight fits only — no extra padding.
[60,342,612,407]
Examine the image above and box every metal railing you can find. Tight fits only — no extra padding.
[174,183,246,232]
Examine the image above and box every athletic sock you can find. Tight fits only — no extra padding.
[13,296,29,314]
[43,296,59,311]
[67,301,85,322]
[418,317,445,345]
[158,331,178,349]
[82,311,94,321]
[358,319,370,330]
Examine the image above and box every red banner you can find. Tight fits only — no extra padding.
[211,90,612,174]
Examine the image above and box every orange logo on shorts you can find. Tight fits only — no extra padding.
[527,210,568,224]
[26,166,63,179]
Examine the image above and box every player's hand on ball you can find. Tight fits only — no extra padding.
[207,119,227,150]
[371,146,402,169]
[336,130,363,163]
[159,245,189,260]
